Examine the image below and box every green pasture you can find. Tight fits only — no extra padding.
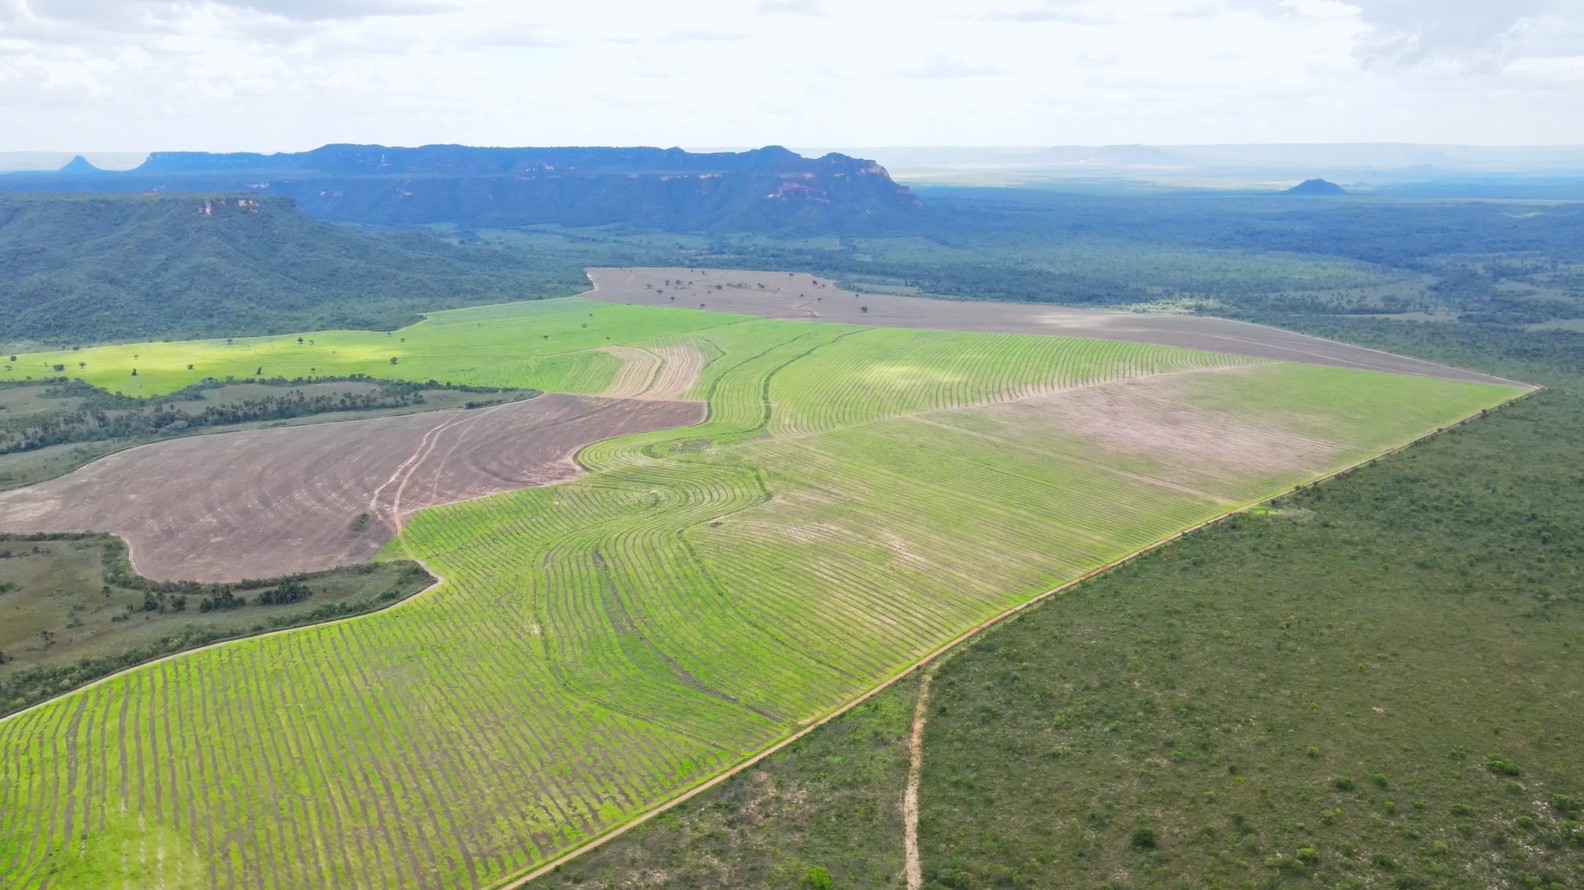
[4,297,739,397]
[0,301,1522,889]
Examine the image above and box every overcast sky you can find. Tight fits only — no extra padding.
[1,0,1581,152]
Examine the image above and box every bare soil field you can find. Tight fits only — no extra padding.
[586,267,1519,386]
[597,343,705,400]
[0,394,704,582]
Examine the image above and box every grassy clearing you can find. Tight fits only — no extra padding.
[0,305,1520,889]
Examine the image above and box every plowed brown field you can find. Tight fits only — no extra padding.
[0,394,704,582]
[585,267,1516,385]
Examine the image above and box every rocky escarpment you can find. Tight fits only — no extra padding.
[2,145,922,232]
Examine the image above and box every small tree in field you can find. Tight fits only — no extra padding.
[390,357,399,365]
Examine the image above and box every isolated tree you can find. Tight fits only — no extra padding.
[860,306,869,314]
[187,364,194,370]
[297,337,304,344]
[390,357,399,365]
[130,368,138,377]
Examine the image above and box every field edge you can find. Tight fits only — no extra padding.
[0,552,443,723]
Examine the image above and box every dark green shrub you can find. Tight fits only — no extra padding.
[800,866,834,890]
[1487,754,1522,776]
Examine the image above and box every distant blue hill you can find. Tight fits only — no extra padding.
[56,156,106,175]
[0,144,921,232]
[1283,178,1348,196]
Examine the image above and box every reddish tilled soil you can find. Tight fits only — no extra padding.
[585,267,1518,386]
[0,394,704,583]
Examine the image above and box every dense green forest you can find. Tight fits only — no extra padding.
[694,189,1584,325]
[6,187,1581,350]
[0,194,590,347]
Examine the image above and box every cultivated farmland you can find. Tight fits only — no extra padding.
[0,288,1526,889]
[0,394,704,582]
[586,267,1517,385]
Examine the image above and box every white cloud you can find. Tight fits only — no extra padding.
[1346,0,1581,67]
[980,2,1114,23]
[0,0,1580,151]
[756,0,824,16]
[901,54,1015,78]
[658,29,752,44]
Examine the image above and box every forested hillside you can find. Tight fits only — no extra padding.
[0,195,586,347]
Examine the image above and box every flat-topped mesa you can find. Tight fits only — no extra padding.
[6,144,921,230]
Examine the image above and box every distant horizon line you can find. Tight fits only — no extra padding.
[5,141,1584,154]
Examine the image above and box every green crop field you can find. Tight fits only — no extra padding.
[0,295,1523,889]
[4,297,737,398]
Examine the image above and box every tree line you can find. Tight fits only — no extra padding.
[0,376,535,455]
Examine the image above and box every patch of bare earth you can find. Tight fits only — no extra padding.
[596,347,662,398]
[947,370,1344,491]
[597,344,705,401]
[0,394,705,583]
[645,344,705,400]
[584,267,1517,386]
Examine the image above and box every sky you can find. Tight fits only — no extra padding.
[1,0,1582,152]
